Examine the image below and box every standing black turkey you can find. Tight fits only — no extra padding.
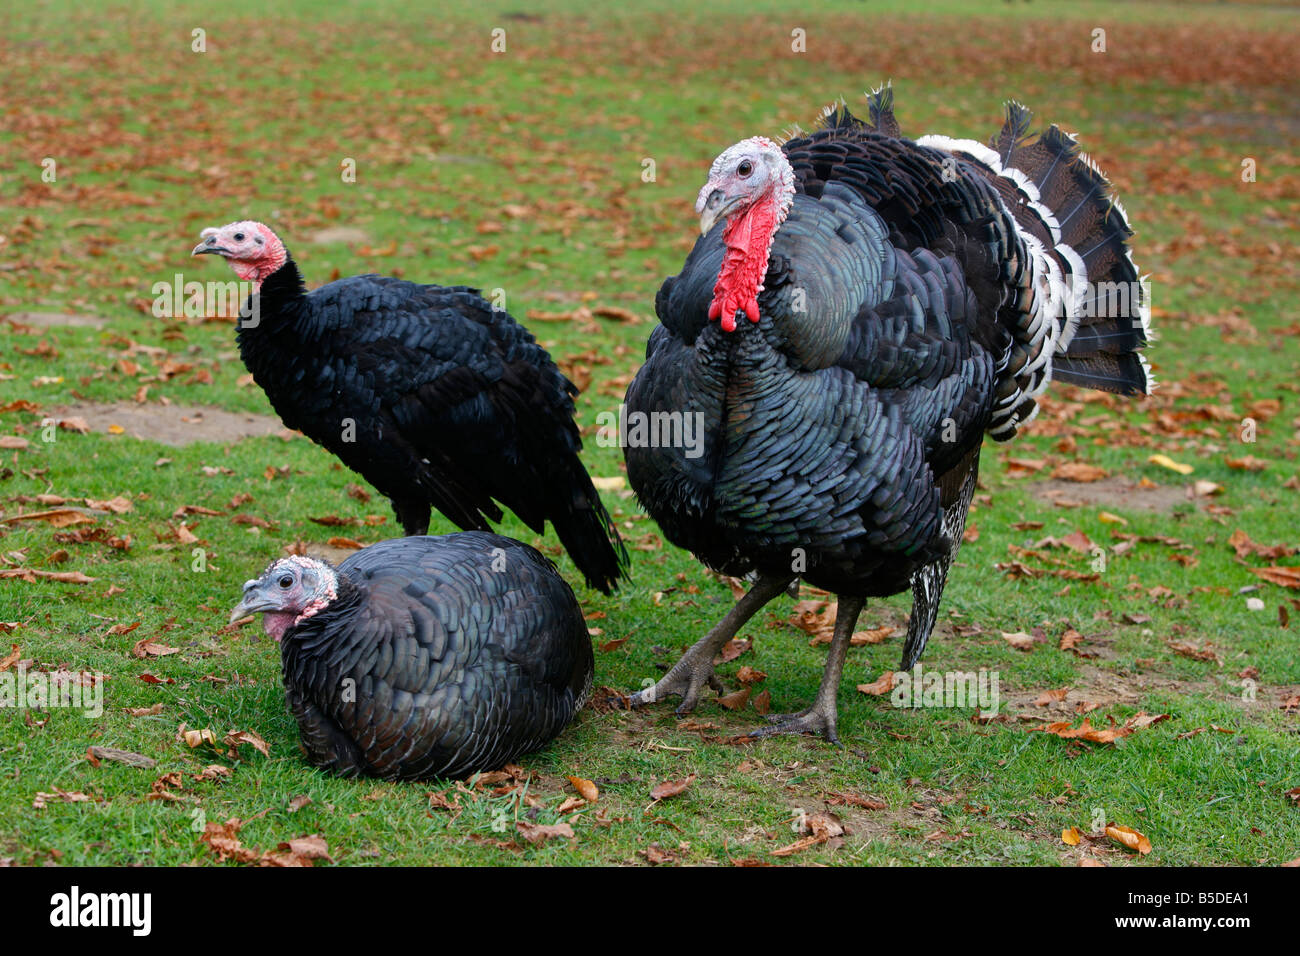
[228,533,593,780]
[193,222,628,594]
[626,89,1151,741]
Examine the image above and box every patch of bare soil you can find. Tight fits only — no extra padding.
[298,541,374,566]
[52,402,286,447]
[5,311,106,329]
[1032,476,1194,513]
[306,227,371,245]
[996,663,1289,721]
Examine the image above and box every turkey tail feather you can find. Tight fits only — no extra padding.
[549,476,630,595]
[864,83,902,138]
[991,106,1151,397]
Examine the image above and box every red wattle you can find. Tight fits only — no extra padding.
[708,199,779,332]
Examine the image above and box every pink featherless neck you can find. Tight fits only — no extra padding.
[232,223,288,290]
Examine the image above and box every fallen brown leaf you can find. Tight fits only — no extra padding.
[124,703,163,717]
[650,774,696,801]
[1,508,95,528]
[717,687,750,711]
[131,637,179,659]
[515,821,574,846]
[1249,565,1300,589]
[1052,462,1108,482]
[568,776,599,802]
[857,671,897,696]
[87,746,156,769]
[1002,630,1035,651]
[1032,712,1170,745]
[224,730,270,758]
[1106,824,1152,855]
[825,792,887,811]
[641,844,677,864]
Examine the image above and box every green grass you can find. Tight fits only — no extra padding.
[1,0,1298,866]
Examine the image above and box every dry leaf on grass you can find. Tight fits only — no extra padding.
[1032,712,1170,745]
[1106,824,1152,855]
[1167,641,1222,664]
[1053,462,1108,482]
[1002,631,1036,651]
[1147,454,1193,475]
[717,687,750,711]
[0,568,96,584]
[201,817,331,866]
[33,789,95,809]
[772,811,846,857]
[825,792,887,810]
[1249,565,1300,589]
[224,730,270,758]
[789,599,836,643]
[718,639,751,662]
[515,821,574,846]
[567,776,599,802]
[851,625,894,645]
[1059,629,1090,656]
[641,844,677,864]
[1,508,96,528]
[131,637,179,659]
[87,746,156,769]
[181,727,218,749]
[650,774,696,801]
[857,671,897,696]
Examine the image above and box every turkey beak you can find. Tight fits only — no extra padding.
[696,187,743,236]
[229,580,276,624]
[193,237,231,257]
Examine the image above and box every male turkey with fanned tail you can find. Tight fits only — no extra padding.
[193,222,629,594]
[625,88,1152,741]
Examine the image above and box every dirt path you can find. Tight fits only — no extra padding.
[52,402,286,447]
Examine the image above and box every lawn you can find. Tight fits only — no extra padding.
[0,0,1297,866]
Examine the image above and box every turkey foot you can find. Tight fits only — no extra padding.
[630,573,794,715]
[746,594,865,744]
[750,704,841,744]
[630,641,724,715]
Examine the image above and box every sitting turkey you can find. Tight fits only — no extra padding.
[626,89,1151,741]
[228,533,593,780]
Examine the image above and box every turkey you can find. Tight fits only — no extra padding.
[228,533,594,780]
[625,89,1151,741]
[193,222,629,594]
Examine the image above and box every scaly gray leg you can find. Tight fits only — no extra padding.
[630,573,795,715]
[750,594,866,744]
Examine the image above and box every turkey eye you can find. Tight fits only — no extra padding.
[737,160,753,177]
[278,575,293,589]
[234,233,246,242]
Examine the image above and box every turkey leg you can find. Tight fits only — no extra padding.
[630,573,794,714]
[749,594,865,744]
